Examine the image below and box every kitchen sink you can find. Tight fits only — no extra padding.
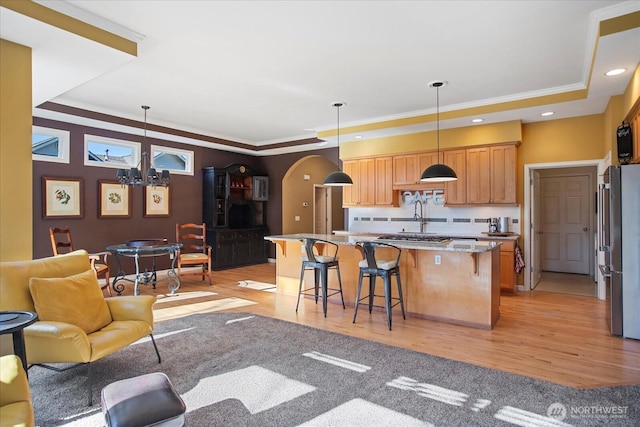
[377,234,451,243]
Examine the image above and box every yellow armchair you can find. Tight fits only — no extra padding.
[0,354,34,427]
[0,250,160,406]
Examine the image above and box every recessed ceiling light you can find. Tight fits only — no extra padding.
[354,135,363,139]
[304,128,316,132]
[541,111,554,117]
[472,118,484,123]
[605,68,626,76]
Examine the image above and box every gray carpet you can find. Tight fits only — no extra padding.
[29,312,639,426]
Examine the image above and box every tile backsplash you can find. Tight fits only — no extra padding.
[346,203,521,235]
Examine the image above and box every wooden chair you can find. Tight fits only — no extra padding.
[48,227,112,296]
[175,223,212,285]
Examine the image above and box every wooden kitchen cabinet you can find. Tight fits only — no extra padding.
[444,149,466,205]
[479,238,518,294]
[343,157,397,207]
[374,156,396,206]
[627,102,640,164]
[393,154,420,186]
[393,152,443,190]
[498,240,518,294]
[466,144,517,204]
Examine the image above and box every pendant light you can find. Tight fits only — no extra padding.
[323,102,353,186]
[420,81,458,182]
[116,106,170,187]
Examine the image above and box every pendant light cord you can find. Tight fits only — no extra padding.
[436,85,440,163]
[337,103,340,146]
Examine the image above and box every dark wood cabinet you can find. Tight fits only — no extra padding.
[203,164,268,270]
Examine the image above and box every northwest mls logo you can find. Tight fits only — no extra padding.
[547,402,567,420]
[547,402,629,421]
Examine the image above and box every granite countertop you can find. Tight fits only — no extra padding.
[264,233,501,253]
[332,230,520,241]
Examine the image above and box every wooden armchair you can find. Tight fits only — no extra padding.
[49,227,112,296]
[175,223,212,285]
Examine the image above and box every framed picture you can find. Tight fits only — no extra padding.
[252,176,269,201]
[144,185,171,217]
[98,181,132,218]
[42,177,83,219]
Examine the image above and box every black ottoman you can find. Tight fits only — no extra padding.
[101,372,186,427]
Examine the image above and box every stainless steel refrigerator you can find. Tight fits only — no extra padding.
[600,164,640,339]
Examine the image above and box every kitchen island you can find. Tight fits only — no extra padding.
[264,233,501,329]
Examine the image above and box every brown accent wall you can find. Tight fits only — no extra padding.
[255,148,341,257]
[32,117,339,268]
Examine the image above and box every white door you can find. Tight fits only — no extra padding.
[313,185,331,234]
[530,170,542,288]
[541,175,591,274]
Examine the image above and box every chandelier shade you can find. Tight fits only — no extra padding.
[323,102,353,187]
[116,106,170,187]
[420,81,458,183]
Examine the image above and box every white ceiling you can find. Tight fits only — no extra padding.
[2,1,639,156]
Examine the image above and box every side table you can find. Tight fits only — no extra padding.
[0,311,38,375]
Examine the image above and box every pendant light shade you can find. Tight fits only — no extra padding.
[420,163,458,182]
[323,102,353,186]
[324,170,353,186]
[420,81,458,183]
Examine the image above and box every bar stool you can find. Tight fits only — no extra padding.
[296,238,345,317]
[353,241,405,330]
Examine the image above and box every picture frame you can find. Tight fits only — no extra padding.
[252,176,269,201]
[144,185,171,217]
[98,180,132,218]
[42,177,83,219]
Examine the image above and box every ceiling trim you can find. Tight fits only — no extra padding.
[0,0,138,55]
[35,102,325,154]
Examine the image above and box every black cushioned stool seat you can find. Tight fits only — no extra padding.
[101,372,186,427]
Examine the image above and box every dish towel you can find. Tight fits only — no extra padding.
[515,244,525,274]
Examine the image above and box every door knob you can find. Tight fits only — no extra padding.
[583,227,589,232]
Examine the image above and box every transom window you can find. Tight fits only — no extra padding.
[84,135,141,169]
[32,126,70,163]
[150,145,194,176]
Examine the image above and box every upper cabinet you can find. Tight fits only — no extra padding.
[393,152,443,190]
[627,103,640,165]
[343,157,398,207]
[466,144,517,204]
[443,149,467,205]
[345,142,518,207]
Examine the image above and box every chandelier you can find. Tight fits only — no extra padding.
[116,106,170,187]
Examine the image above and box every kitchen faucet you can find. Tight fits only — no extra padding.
[414,199,426,233]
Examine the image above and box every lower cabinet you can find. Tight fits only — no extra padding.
[479,238,518,294]
[208,227,268,270]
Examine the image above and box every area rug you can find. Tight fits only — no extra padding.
[28,312,639,426]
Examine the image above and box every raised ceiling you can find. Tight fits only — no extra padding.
[2,1,639,156]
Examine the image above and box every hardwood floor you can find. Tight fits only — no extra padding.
[128,262,640,390]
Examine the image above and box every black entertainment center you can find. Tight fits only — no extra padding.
[203,164,269,270]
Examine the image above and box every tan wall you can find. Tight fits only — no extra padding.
[0,39,32,261]
[518,114,605,203]
[340,120,522,159]
[282,155,344,234]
